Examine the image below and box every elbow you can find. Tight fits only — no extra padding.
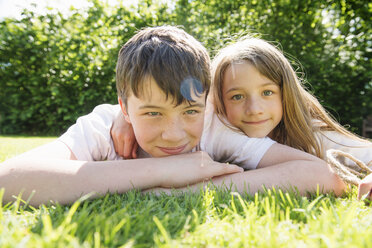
[311,160,347,197]
[330,173,347,196]
[326,164,347,196]
[315,157,348,196]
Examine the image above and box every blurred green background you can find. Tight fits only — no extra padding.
[0,0,370,136]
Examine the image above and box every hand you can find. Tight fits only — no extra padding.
[358,173,372,201]
[110,112,138,159]
[157,151,243,188]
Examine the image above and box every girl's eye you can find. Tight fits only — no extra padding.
[146,112,161,116]
[185,110,198,115]
[263,90,273,96]
[231,94,243,100]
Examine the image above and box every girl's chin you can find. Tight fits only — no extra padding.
[242,130,270,138]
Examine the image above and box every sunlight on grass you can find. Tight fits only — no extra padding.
[0,135,56,162]
[1,188,370,247]
[0,136,371,247]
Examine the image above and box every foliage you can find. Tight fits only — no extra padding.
[0,0,370,135]
[0,0,168,134]
[174,0,371,134]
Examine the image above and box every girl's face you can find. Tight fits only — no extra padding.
[222,62,283,138]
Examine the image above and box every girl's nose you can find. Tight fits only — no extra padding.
[245,96,264,115]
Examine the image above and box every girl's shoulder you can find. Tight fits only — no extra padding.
[316,130,370,146]
[315,129,372,165]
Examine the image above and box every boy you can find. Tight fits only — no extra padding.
[0,26,344,206]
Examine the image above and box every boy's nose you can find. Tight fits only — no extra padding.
[161,118,187,142]
[245,97,264,115]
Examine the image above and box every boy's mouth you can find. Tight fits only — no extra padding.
[158,144,188,155]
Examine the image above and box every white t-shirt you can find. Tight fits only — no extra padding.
[59,103,276,169]
[316,131,372,166]
[200,101,275,169]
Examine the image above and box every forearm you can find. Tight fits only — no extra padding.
[160,161,346,196]
[212,161,345,195]
[0,151,243,206]
[0,158,161,206]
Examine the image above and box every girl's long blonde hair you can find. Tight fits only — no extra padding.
[211,37,365,159]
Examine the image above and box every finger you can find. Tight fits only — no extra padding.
[222,163,244,174]
[114,137,125,158]
[110,128,119,153]
[368,189,372,200]
[357,184,372,200]
[123,140,132,159]
[112,135,118,153]
[360,189,372,203]
[132,143,139,159]
[203,163,243,179]
[116,137,125,158]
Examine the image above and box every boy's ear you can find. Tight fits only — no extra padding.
[118,97,132,124]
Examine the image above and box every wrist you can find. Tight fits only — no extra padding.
[148,156,169,187]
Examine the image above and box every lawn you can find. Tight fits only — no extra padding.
[0,136,371,247]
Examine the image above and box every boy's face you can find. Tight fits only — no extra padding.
[119,77,206,157]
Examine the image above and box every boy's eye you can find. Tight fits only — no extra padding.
[231,94,243,100]
[146,112,161,116]
[185,109,198,115]
[263,90,273,96]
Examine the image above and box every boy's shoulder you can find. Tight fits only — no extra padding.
[91,104,121,117]
[58,104,122,161]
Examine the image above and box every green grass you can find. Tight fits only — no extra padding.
[0,135,56,161]
[1,136,371,247]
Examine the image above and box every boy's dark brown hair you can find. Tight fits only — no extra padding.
[116,26,211,105]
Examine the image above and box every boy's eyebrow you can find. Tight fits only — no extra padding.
[139,105,164,109]
[139,103,205,109]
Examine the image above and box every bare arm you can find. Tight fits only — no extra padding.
[257,143,323,168]
[146,160,345,196]
[0,141,243,206]
[146,145,346,196]
[358,173,372,200]
[214,160,344,195]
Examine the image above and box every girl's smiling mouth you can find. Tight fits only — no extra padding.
[242,119,269,125]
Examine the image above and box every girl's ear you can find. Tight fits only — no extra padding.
[118,97,131,124]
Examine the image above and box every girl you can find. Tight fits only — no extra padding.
[210,37,371,165]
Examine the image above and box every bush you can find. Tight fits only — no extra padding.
[0,0,370,135]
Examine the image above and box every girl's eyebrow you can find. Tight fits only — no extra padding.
[226,82,278,93]
[225,87,242,93]
[261,81,277,86]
